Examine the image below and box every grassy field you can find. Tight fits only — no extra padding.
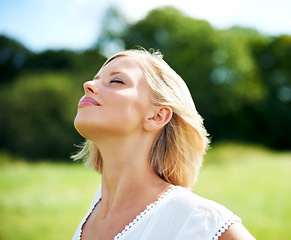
[0,142,290,240]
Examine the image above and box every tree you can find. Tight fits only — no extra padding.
[0,72,83,159]
[250,35,291,148]
[0,35,31,84]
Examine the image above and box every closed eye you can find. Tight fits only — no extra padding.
[110,79,124,84]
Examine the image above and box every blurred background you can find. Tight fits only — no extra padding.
[0,0,290,239]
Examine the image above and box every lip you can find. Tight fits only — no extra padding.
[78,96,101,107]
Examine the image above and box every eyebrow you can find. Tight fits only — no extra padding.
[94,71,124,80]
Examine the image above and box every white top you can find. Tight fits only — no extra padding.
[72,186,241,240]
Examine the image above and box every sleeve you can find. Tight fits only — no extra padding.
[204,198,241,240]
[175,195,241,240]
[211,216,241,240]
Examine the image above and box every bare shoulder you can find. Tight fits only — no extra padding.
[219,222,256,240]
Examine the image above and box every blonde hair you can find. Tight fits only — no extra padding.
[72,49,209,188]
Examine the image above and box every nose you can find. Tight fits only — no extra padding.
[83,80,99,94]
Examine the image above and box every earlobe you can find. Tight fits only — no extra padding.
[144,106,172,132]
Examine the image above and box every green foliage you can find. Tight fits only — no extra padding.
[0,72,83,159]
[211,28,267,109]
[0,35,31,84]
[244,35,291,149]
[0,144,290,239]
[26,50,78,70]
[0,38,106,160]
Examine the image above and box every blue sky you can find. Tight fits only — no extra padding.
[1,0,290,52]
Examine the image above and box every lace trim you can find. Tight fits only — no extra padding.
[212,217,241,240]
[79,199,101,240]
[114,186,178,240]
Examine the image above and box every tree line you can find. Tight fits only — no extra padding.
[0,6,290,161]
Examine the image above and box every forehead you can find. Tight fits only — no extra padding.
[98,56,143,77]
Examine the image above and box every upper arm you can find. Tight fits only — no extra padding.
[219,222,255,240]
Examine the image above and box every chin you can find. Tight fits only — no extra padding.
[74,114,92,139]
[74,114,105,141]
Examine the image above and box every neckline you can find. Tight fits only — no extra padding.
[114,185,178,240]
[80,185,178,240]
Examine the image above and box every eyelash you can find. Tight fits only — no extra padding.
[110,79,124,84]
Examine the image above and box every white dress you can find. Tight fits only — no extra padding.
[72,186,241,240]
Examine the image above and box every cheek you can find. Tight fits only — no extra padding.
[114,95,147,118]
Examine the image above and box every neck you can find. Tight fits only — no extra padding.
[93,131,170,218]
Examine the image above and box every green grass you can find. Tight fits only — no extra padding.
[0,158,101,240]
[0,143,290,240]
[194,142,291,239]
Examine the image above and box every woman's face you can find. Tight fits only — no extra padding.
[74,56,153,141]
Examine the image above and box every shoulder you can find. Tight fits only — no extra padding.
[169,186,237,218]
[162,186,242,239]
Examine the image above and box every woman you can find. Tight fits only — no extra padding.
[72,49,255,240]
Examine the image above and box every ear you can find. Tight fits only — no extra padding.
[143,106,173,132]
